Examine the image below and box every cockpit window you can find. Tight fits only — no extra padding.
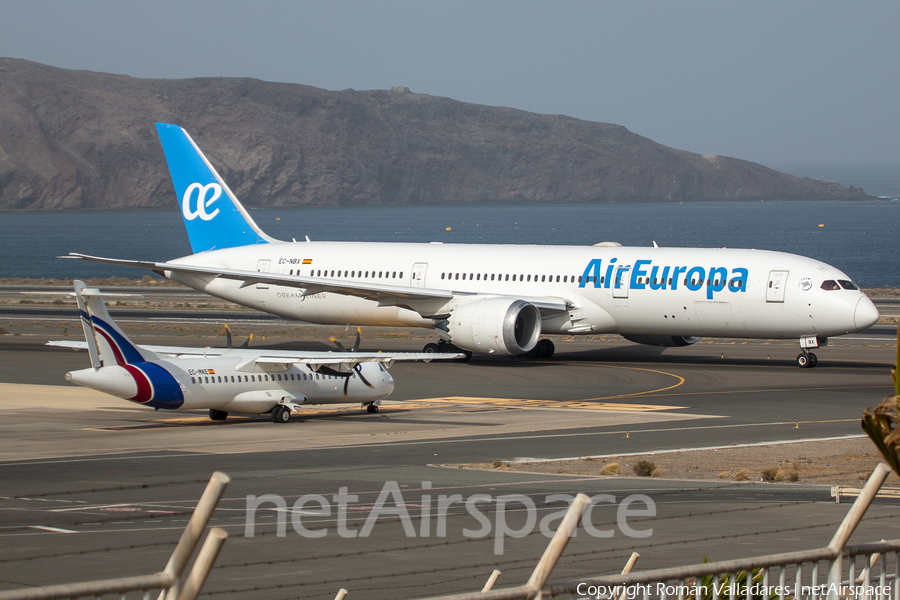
[820,280,841,291]
[838,280,859,290]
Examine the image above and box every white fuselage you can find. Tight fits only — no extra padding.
[67,353,394,414]
[167,242,877,340]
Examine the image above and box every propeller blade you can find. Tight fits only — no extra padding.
[354,364,374,389]
[343,376,350,399]
[330,337,347,352]
[224,324,232,349]
[352,327,361,352]
[240,332,253,349]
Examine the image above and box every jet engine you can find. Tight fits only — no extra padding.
[621,334,700,347]
[448,298,542,355]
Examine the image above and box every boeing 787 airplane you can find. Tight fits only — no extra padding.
[51,281,461,423]
[67,123,879,368]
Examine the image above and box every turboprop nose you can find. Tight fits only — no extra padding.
[382,370,395,397]
[854,296,879,331]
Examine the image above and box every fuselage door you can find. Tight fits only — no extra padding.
[766,270,788,303]
[613,265,630,299]
[256,259,271,290]
[411,262,428,288]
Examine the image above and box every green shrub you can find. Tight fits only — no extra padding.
[633,460,656,477]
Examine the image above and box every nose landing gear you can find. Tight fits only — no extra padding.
[797,352,818,368]
[797,335,825,368]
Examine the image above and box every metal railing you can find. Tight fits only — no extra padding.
[0,472,230,600]
[413,463,897,600]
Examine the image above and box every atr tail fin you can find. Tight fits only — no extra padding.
[155,123,279,254]
[73,281,155,367]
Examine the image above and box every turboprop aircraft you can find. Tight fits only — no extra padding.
[66,123,880,368]
[50,281,462,423]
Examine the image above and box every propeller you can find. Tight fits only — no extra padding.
[329,327,361,353]
[324,328,373,398]
[223,324,252,349]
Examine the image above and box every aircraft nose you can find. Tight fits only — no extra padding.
[854,296,879,331]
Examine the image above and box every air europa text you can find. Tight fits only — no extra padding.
[580,259,749,300]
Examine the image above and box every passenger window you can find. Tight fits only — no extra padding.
[379,271,383,278]
[462,273,466,280]
[204,377,209,383]
[838,280,859,290]
[821,280,841,291]
[191,377,195,384]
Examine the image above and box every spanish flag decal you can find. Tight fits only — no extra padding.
[302,259,313,265]
[208,369,216,375]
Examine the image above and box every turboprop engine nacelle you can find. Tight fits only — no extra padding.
[448,297,542,355]
[621,334,701,347]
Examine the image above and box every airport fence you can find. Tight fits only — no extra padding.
[0,472,230,600]
[407,463,898,600]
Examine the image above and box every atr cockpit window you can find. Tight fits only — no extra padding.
[838,280,859,290]
[821,280,841,291]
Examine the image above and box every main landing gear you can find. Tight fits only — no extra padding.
[366,403,379,414]
[422,340,472,362]
[209,409,228,421]
[271,405,292,423]
[526,339,555,359]
[421,338,556,361]
[797,335,826,368]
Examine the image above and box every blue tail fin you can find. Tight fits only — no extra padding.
[155,123,279,254]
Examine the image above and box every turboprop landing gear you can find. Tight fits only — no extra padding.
[208,409,228,421]
[271,405,291,423]
[423,340,472,362]
[797,335,825,368]
[366,403,379,414]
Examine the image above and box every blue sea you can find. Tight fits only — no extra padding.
[1,200,898,288]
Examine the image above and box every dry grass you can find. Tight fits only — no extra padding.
[600,462,621,476]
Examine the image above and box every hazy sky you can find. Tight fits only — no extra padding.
[2,1,898,177]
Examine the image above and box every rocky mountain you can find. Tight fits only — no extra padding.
[0,58,869,210]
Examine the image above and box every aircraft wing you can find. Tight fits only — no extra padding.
[250,350,464,371]
[47,339,232,358]
[63,253,570,317]
[47,340,463,368]
[64,253,455,302]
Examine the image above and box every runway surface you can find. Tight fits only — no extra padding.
[0,300,897,598]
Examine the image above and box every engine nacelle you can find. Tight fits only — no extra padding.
[621,334,700,347]
[449,298,542,355]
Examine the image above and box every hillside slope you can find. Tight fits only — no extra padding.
[0,58,869,210]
